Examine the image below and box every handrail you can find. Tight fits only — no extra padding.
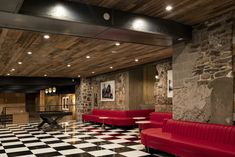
[36,104,76,112]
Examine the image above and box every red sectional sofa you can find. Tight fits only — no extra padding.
[82,109,154,126]
[141,119,235,157]
[139,112,172,130]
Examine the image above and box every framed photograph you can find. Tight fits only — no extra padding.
[167,70,173,98]
[101,80,115,101]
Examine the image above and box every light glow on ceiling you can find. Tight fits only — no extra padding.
[44,35,50,39]
[132,19,146,30]
[51,5,67,17]
[166,5,173,11]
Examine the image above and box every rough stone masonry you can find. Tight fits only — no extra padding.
[173,12,234,125]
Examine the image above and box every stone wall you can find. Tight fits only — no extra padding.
[173,12,234,125]
[233,12,235,114]
[76,60,173,112]
[91,72,129,110]
[75,78,92,119]
[154,59,172,112]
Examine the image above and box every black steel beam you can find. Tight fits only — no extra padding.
[0,76,79,86]
[0,76,79,93]
[0,0,192,46]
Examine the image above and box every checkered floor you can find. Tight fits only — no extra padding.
[0,121,173,157]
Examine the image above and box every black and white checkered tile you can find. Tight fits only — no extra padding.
[0,121,173,157]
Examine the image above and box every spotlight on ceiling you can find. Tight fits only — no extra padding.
[67,64,71,67]
[135,58,139,62]
[43,35,50,39]
[44,74,47,77]
[115,42,120,46]
[27,51,32,55]
[86,55,91,59]
[166,5,173,11]
[18,62,22,65]
[111,51,117,54]
[92,71,95,74]
[110,66,113,69]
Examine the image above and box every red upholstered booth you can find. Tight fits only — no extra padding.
[82,109,154,126]
[141,119,235,157]
[139,112,172,130]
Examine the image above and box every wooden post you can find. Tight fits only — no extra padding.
[39,90,45,111]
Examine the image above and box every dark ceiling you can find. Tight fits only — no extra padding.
[71,0,235,25]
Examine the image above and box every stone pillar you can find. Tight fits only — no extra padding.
[173,12,234,125]
[154,59,172,112]
[75,77,92,120]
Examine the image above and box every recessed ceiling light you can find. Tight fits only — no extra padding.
[78,75,81,78]
[27,51,32,55]
[178,38,183,41]
[43,35,50,39]
[67,64,71,67]
[92,71,95,74]
[44,74,47,77]
[135,58,139,62]
[166,5,173,11]
[18,61,22,65]
[110,66,113,69]
[115,42,120,46]
[111,50,117,54]
[11,68,15,72]
[86,55,91,59]
[7,73,10,76]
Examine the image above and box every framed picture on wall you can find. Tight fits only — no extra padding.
[101,80,115,101]
[167,70,173,98]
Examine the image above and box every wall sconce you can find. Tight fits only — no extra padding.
[45,86,57,95]
[155,70,160,81]
[52,87,56,93]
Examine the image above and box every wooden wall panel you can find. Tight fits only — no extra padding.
[143,64,155,105]
[128,67,144,109]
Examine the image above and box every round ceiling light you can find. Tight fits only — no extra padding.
[166,5,173,11]
[115,42,120,46]
[43,35,50,39]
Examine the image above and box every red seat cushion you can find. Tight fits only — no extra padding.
[82,109,153,126]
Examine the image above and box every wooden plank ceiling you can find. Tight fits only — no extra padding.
[72,0,235,25]
[0,28,172,77]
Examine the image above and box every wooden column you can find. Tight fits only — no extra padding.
[39,90,45,111]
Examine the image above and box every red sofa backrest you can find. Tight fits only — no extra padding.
[163,119,235,145]
[126,109,154,118]
[91,109,154,118]
[150,112,172,122]
[92,109,128,117]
